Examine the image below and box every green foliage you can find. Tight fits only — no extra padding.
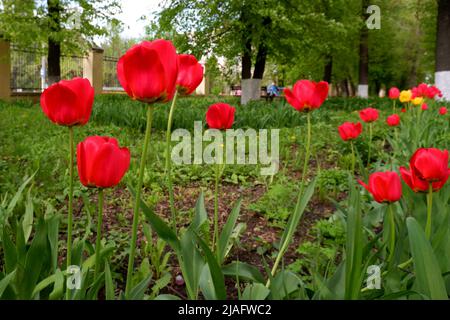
[0,0,121,55]
[288,218,345,283]
[249,182,297,228]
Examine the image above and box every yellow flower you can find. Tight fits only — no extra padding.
[399,90,412,103]
[411,97,423,105]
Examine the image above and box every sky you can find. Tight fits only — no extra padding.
[118,0,164,39]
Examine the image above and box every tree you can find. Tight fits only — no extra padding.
[151,0,349,103]
[0,0,120,84]
[435,0,450,100]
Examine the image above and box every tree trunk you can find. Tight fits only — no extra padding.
[435,0,450,100]
[323,56,332,83]
[241,15,271,105]
[357,0,369,98]
[241,42,266,105]
[241,39,252,80]
[47,0,61,85]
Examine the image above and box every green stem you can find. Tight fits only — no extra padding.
[165,91,178,233]
[94,189,104,279]
[268,112,311,285]
[367,122,372,167]
[125,106,153,299]
[392,100,396,113]
[212,162,221,253]
[66,126,74,300]
[350,140,355,174]
[387,204,396,264]
[425,183,433,240]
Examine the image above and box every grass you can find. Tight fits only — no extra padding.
[1,94,449,299]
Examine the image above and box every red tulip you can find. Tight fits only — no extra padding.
[388,87,400,99]
[176,54,204,95]
[400,148,449,192]
[426,85,442,99]
[117,39,178,103]
[421,103,428,111]
[359,108,379,123]
[401,108,406,113]
[77,136,130,188]
[40,77,94,126]
[206,103,235,130]
[439,107,448,115]
[386,114,400,127]
[411,83,429,99]
[359,171,402,203]
[284,80,329,112]
[338,122,362,141]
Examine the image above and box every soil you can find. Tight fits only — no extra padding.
[66,154,345,299]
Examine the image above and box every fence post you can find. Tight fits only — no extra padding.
[83,47,104,95]
[0,37,11,101]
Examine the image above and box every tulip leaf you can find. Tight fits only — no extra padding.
[49,268,64,300]
[218,198,242,265]
[154,294,182,300]
[105,262,115,300]
[194,232,227,300]
[406,217,448,299]
[22,186,34,243]
[242,283,270,300]
[179,229,204,300]
[129,185,180,252]
[222,261,265,284]
[0,270,16,298]
[344,176,364,300]
[128,274,152,300]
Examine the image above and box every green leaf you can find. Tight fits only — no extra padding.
[130,185,180,252]
[46,213,60,273]
[218,198,242,265]
[274,178,316,274]
[154,294,182,300]
[194,232,227,300]
[222,261,265,283]
[49,269,64,300]
[2,228,17,274]
[32,273,57,297]
[191,191,208,231]
[22,186,33,243]
[270,270,304,300]
[406,217,448,300]
[242,283,270,300]
[0,270,16,298]
[6,172,36,216]
[105,262,115,300]
[128,274,152,300]
[21,217,48,299]
[179,229,204,300]
[344,176,363,300]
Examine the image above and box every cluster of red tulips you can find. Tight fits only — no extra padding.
[39,39,243,299]
[282,79,449,265]
[388,84,448,115]
[37,36,449,299]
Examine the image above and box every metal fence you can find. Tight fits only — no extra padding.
[61,54,84,80]
[10,45,43,92]
[103,55,122,91]
[10,45,86,92]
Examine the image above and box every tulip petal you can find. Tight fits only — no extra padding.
[121,45,166,102]
[284,88,304,111]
